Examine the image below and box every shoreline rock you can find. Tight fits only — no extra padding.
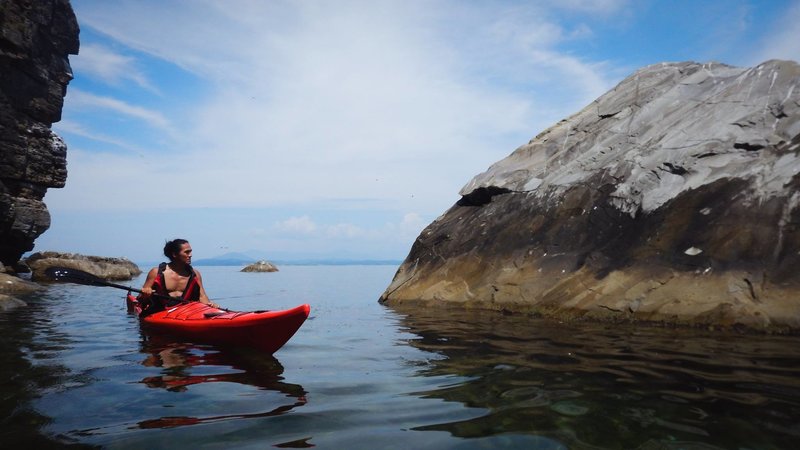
[26,251,141,281]
[241,260,279,273]
[380,60,800,333]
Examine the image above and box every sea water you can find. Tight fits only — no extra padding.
[1,265,799,449]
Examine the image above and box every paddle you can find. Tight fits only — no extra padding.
[45,266,227,312]
[44,266,170,299]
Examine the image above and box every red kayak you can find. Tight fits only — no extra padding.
[127,295,310,354]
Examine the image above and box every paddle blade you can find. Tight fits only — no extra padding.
[44,266,106,286]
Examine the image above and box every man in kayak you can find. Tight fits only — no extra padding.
[138,239,220,315]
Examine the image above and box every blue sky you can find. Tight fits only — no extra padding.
[38,0,800,264]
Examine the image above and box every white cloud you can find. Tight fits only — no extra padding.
[401,212,422,227]
[529,49,612,100]
[54,120,131,149]
[358,212,430,243]
[554,0,630,15]
[267,212,427,245]
[65,88,173,132]
[273,216,318,235]
[73,0,291,83]
[325,223,365,239]
[71,43,158,93]
[479,4,616,103]
[59,1,623,217]
[748,1,800,64]
[43,148,164,209]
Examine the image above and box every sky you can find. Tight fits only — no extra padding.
[37,0,800,264]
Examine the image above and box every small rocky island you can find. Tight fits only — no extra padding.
[241,260,279,273]
[381,60,800,332]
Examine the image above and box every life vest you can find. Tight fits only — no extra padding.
[139,262,200,317]
[152,262,200,302]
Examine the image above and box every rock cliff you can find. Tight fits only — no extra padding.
[0,0,78,269]
[380,60,800,332]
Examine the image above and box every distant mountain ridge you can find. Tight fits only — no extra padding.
[192,252,254,266]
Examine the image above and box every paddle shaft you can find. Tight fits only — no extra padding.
[96,278,178,301]
[45,266,226,310]
[103,279,145,294]
[86,277,174,300]
[45,266,171,299]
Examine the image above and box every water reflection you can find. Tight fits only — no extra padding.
[391,306,800,449]
[134,332,308,430]
[0,295,97,448]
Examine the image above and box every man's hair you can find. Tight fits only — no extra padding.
[163,238,189,261]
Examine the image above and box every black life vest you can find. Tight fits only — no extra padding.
[139,263,200,317]
[152,262,200,301]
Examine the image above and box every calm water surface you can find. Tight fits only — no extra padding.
[1,265,799,449]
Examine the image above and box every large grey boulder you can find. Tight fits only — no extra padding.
[380,60,800,332]
[26,251,141,281]
[0,0,79,267]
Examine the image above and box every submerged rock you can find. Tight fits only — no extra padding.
[241,260,279,273]
[0,272,40,311]
[0,294,27,311]
[26,251,141,281]
[380,60,800,332]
